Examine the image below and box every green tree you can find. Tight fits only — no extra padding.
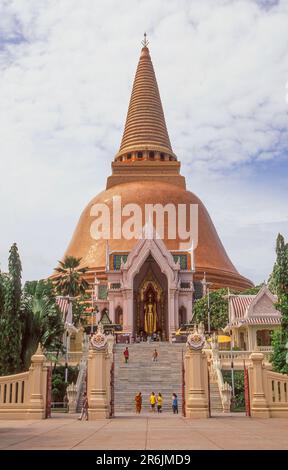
[72,294,90,327]
[54,256,89,298]
[193,284,265,333]
[0,271,5,318]
[270,234,288,374]
[52,365,78,402]
[0,243,22,375]
[20,280,64,370]
[193,288,230,331]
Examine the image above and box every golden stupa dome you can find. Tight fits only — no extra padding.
[62,39,252,291]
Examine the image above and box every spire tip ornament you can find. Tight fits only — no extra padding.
[142,32,149,47]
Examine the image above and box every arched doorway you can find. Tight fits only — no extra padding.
[133,254,168,340]
[178,306,187,328]
[115,306,123,325]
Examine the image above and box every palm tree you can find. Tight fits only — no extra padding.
[54,256,89,297]
[21,280,64,370]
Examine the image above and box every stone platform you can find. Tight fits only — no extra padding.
[1,413,288,450]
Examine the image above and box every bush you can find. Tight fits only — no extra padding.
[52,365,78,402]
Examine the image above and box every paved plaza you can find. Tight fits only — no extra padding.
[1,413,288,450]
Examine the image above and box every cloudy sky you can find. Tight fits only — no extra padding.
[0,0,287,284]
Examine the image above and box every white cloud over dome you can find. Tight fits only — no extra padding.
[0,0,287,283]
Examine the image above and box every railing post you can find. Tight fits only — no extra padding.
[185,326,209,418]
[26,344,47,419]
[87,325,110,420]
[249,352,270,418]
[67,383,77,413]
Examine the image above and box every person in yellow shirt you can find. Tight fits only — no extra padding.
[157,393,163,413]
[150,392,156,412]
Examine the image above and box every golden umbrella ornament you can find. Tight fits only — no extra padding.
[207,335,231,343]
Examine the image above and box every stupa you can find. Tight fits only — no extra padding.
[61,37,253,339]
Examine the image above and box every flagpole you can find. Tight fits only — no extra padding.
[91,281,94,335]
[65,296,69,383]
[65,328,68,383]
[227,287,235,398]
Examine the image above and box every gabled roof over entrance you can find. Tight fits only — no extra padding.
[120,229,181,290]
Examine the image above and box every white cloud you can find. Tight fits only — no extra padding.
[0,0,287,283]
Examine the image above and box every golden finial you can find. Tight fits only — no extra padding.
[142,32,149,47]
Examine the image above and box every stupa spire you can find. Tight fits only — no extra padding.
[115,35,176,162]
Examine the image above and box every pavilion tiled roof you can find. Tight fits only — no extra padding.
[230,295,254,319]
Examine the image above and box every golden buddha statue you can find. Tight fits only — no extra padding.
[144,294,157,335]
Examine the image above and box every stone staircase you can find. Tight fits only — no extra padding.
[209,380,223,414]
[114,343,184,414]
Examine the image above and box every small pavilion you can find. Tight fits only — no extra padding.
[226,285,282,351]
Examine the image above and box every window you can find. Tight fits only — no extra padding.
[179,306,187,327]
[160,153,165,161]
[137,152,143,159]
[180,282,190,289]
[98,285,108,300]
[173,254,188,270]
[113,254,128,270]
[193,281,203,300]
[149,151,155,160]
[127,154,132,160]
[256,329,273,347]
[111,283,121,290]
[115,306,123,325]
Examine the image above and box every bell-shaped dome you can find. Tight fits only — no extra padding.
[64,180,252,290]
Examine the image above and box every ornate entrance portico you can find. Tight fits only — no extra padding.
[107,234,194,341]
[134,257,167,340]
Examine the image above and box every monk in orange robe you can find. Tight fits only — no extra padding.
[135,392,142,414]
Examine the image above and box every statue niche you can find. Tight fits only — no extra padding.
[136,270,164,339]
[144,293,157,335]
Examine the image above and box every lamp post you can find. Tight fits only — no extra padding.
[64,296,73,383]
[64,329,68,383]
[201,272,212,336]
[207,286,211,336]
[230,328,235,398]
[91,277,99,335]
[227,288,235,399]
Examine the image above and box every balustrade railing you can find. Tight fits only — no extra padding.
[249,352,288,417]
[0,346,47,420]
[0,371,29,405]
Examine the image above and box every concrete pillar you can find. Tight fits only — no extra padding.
[26,344,47,419]
[187,295,193,323]
[185,327,209,419]
[175,291,179,328]
[87,327,110,420]
[169,290,176,338]
[109,296,115,323]
[122,289,133,335]
[247,327,254,351]
[126,290,133,334]
[249,352,270,418]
